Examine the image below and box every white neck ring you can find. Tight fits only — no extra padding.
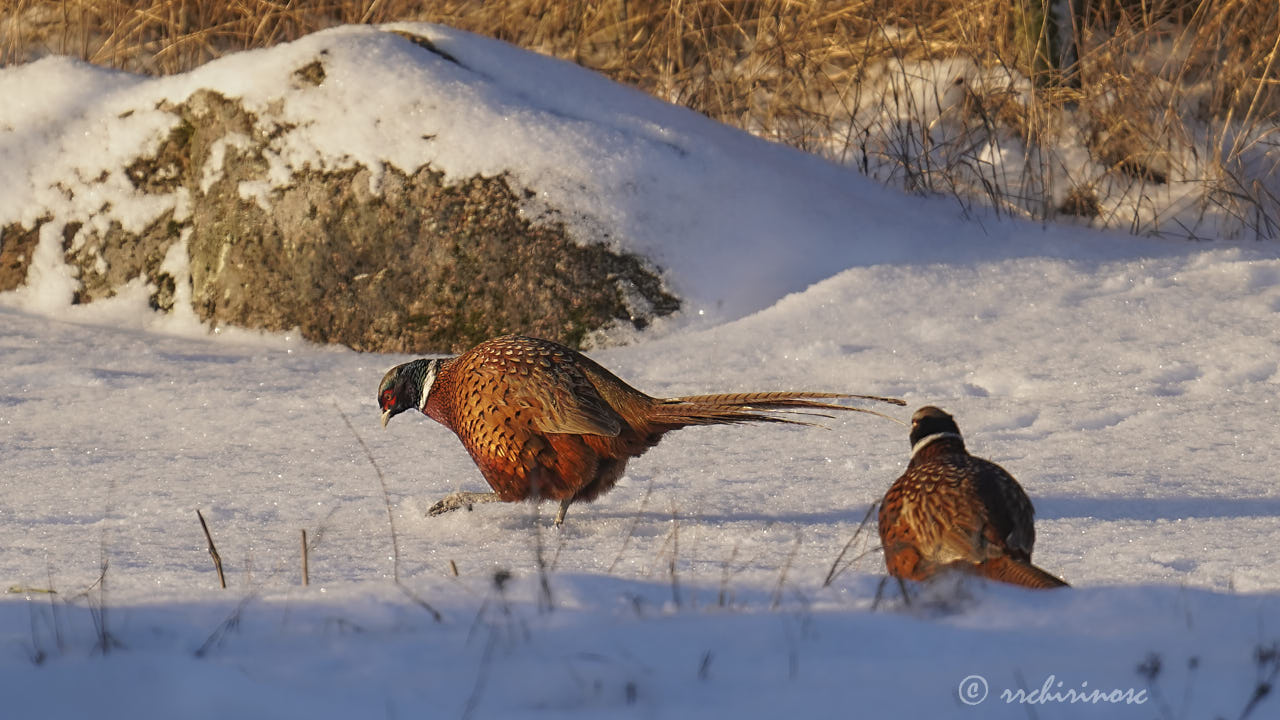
[418,363,438,412]
[911,432,962,459]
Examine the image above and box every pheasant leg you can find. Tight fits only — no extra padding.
[552,498,574,528]
[427,491,502,517]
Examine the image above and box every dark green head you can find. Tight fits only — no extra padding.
[378,358,443,427]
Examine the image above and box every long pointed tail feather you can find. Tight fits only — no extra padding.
[652,391,907,427]
[669,391,905,408]
[975,556,1070,589]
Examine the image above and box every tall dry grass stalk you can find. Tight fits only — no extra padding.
[2,0,1276,237]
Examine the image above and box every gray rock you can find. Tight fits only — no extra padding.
[2,82,679,353]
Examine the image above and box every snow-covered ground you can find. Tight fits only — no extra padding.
[2,23,1279,719]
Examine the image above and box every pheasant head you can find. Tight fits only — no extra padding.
[378,358,443,427]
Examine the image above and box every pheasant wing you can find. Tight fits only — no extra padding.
[968,456,1037,559]
[526,361,624,437]
[466,338,624,437]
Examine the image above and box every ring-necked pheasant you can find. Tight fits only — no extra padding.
[379,334,904,526]
[878,406,1068,589]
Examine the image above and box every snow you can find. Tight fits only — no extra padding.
[2,22,1279,720]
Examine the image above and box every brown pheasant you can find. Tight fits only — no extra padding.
[878,406,1068,589]
[379,334,904,526]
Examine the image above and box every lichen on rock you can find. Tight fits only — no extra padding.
[2,79,679,352]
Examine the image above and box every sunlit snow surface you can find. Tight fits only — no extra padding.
[2,23,1279,720]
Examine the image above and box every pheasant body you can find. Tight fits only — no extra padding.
[379,334,904,524]
[878,406,1068,589]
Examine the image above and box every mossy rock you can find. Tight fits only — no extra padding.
[1,82,679,352]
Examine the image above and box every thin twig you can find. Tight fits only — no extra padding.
[335,401,443,622]
[718,541,740,607]
[771,529,803,610]
[532,510,555,613]
[196,509,226,589]
[194,595,254,658]
[823,501,880,588]
[335,403,401,582]
[607,478,655,574]
[668,504,681,609]
[300,529,309,586]
[89,551,121,654]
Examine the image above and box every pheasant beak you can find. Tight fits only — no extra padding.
[380,409,393,428]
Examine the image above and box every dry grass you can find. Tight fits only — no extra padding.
[2,0,1277,237]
